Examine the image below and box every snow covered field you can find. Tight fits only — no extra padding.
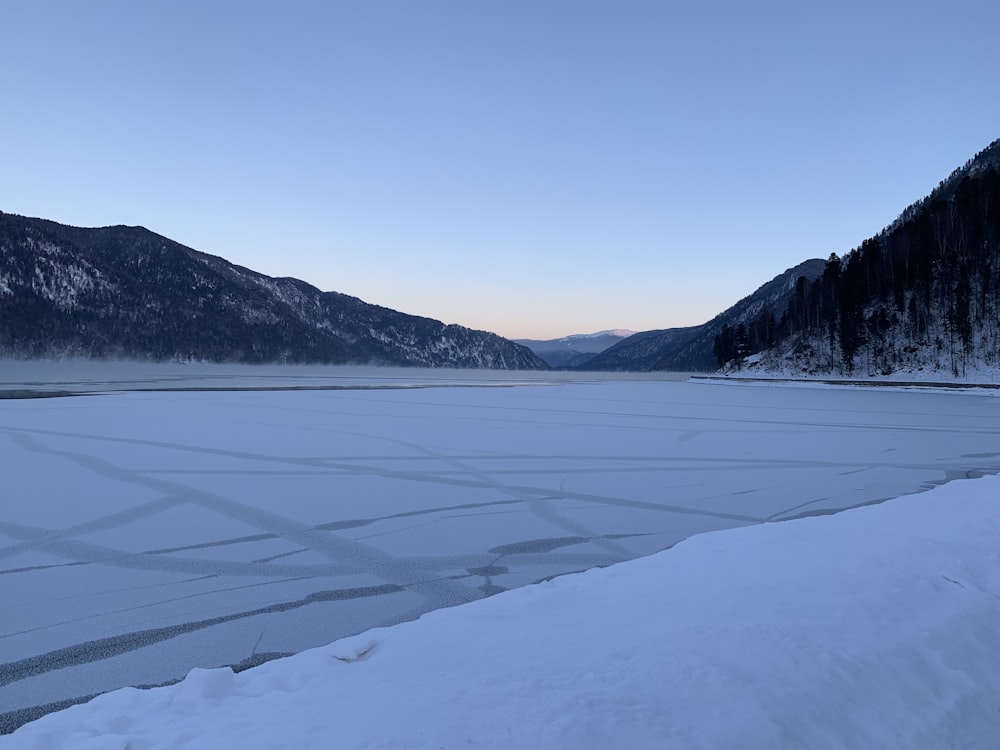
[2,363,1000,739]
[6,473,1000,749]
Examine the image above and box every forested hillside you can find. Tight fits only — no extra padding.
[718,139,1000,377]
[0,213,547,369]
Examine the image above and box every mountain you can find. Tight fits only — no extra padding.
[577,260,825,372]
[514,329,635,368]
[0,213,547,369]
[738,138,1000,378]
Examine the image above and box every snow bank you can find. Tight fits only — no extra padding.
[730,351,1000,385]
[5,476,1000,749]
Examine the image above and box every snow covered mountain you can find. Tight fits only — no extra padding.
[741,138,1000,378]
[583,138,1000,377]
[577,259,825,371]
[514,329,635,368]
[0,213,547,369]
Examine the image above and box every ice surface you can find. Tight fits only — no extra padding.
[4,471,1000,749]
[2,363,1000,735]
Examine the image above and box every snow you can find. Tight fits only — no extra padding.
[2,362,1000,745]
[21,241,109,310]
[4,470,1000,749]
[723,358,1000,386]
[563,329,636,341]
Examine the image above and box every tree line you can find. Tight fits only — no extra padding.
[715,145,1000,376]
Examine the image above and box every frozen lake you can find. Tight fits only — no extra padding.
[2,363,1000,730]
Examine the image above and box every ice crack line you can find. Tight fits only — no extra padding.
[2,431,481,610]
[0,584,404,688]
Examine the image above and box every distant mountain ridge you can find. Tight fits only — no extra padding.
[0,213,547,369]
[12,138,992,377]
[514,329,635,368]
[577,259,825,372]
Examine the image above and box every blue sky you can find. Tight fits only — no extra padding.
[3,1,999,339]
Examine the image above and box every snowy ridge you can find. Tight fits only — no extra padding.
[6,474,1000,749]
[0,213,546,368]
[560,328,636,342]
[514,330,635,368]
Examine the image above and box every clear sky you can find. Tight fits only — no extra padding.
[3,1,999,339]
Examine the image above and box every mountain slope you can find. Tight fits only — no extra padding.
[0,213,547,369]
[748,138,1000,377]
[573,327,697,371]
[515,330,634,368]
[577,260,824,372]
